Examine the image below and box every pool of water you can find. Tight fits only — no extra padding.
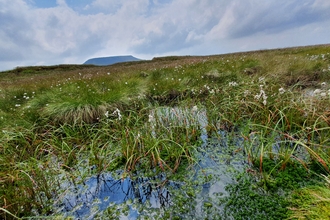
[51,130,249,219]
[55,173,181,219]
[48,106,276,219]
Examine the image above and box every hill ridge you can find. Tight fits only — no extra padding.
[83,55,141,66]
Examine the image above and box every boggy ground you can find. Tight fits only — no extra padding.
[1,44,330,219]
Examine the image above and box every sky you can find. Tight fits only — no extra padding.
[1,0,330,71]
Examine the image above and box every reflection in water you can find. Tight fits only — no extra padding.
[49,105,310,218]
[54,106,248,219]
[58,173,179,218]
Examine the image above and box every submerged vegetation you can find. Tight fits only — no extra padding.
[1,44,330,218]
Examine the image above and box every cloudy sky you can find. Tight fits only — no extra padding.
[1,0,330,71]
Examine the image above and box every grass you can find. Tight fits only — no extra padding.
[289,175,330,219]
[1,44,330,218]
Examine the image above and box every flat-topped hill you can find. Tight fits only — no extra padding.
[83,55,141,66]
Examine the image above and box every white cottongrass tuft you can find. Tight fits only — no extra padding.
[229,81,238,87]
[112,108,122,120]
[255,86,268,105]
[148,114,154,123]
[278,87,285,94]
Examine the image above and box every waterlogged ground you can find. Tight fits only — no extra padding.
[47,107,250,219]
[2,45,330,219]
[42,106,317,219]
[52,136,247,219]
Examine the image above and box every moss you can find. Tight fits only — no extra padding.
[221,158,324,219]
[254,158,319,191]
[222,173,290,220]
[289,185,330,219]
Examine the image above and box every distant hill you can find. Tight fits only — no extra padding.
[83,55,141,66]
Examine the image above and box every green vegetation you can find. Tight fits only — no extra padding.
[1,44,330,218]
[289,175,330,219]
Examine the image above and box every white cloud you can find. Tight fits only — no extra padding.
[214,0,330,38]
[56,0,67,7]
[84,0,126,14]
[0,0,329,71]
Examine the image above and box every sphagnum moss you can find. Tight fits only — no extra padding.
[1,44,330,218]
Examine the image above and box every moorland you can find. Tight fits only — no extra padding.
[1,44,330,219]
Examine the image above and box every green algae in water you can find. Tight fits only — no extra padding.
[222,173,290,220]
[221,158,322,220]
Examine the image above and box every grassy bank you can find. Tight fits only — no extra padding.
[1,44,330,218]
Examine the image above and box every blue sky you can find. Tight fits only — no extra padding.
[28,0,57,8]
[1,0,330,71]
[28,0,97,11]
